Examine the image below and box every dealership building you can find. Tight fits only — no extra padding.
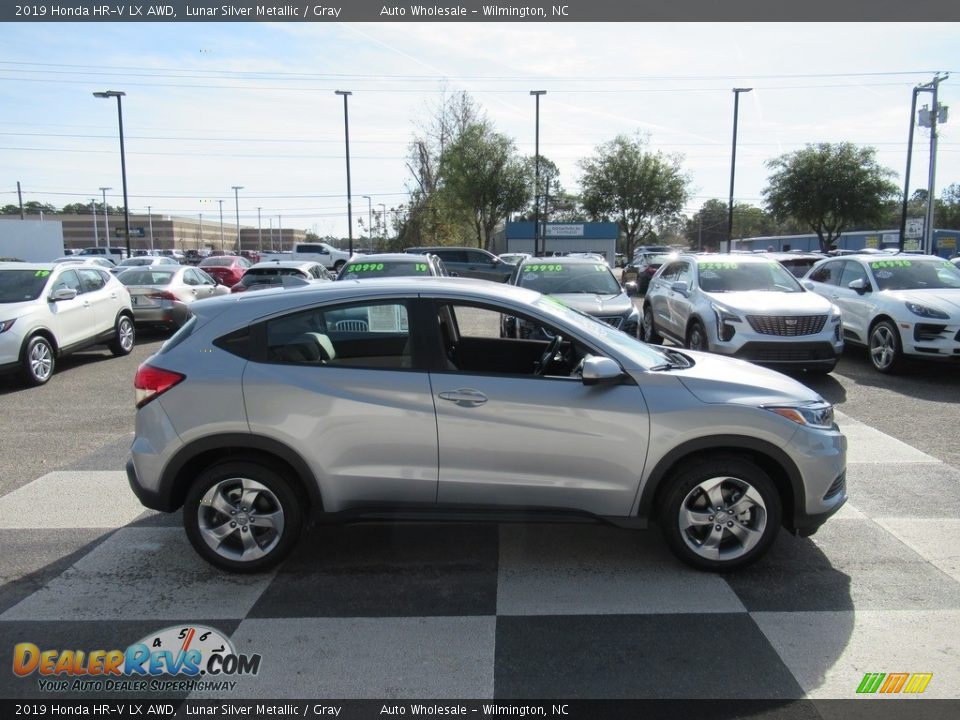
[492,221,620,265]
[1,213,304,255]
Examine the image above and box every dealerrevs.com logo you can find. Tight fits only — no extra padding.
[13,625,261,693]
[856,672,933,695]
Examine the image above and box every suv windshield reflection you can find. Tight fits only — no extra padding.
[867,259,960,291]
[0,269,52,303]
[517,262,622,295]
[698,261,802,293]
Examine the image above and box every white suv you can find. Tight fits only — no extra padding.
[642,254,843,373]
[0,262,136,385]
[803,254,960,373]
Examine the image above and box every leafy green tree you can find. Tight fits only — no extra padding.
[937,183,960,230]
[579,134,690,261]
[763,143,899,252]
[0,204,21,215]
[61,202,96,214]
[685,199,729,250]
[438,121,530,250]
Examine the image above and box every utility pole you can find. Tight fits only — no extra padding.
[147,205,154,251]
[917,73,948,255]
[91,199,99,247]
[898,86,921,252]
[17,182,24,220]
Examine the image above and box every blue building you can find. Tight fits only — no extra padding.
[734,229,958,258]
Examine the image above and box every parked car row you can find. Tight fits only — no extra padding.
[637,251,960,375]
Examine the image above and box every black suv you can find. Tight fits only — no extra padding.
[404,246,513,282]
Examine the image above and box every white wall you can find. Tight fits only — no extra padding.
[0,219,65,261]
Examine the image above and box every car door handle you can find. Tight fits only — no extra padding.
[438,389,488,406]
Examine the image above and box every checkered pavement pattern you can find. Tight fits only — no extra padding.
[1,410,959,701]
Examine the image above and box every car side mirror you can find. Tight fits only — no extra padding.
[580,356,624,386]
[848,278,869,294]
[449,271,460,278]
[492,257,501,265]
[802,281,815,291]
[50,287,78,302]
[624,281,639,297]
[670,281,689,297]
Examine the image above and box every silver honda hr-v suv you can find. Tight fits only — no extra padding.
[127,277,846,573]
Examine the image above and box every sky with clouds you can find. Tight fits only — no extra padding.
[0,20,958,238]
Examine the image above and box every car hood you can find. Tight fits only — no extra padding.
[706,290,833,314]
[551,292,633,316]
[881,288,960,315]
[670,350,825,407]
[0,300,44,320]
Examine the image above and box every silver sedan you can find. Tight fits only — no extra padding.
[118,265,228,328]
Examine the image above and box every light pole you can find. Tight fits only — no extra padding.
[728,88,752,246]
[147,205,154,251]
[278,215,283,251]
[198,213,203,250]
[531,91,546,257]
[91,199,99,247]
[361,195,372,242]
[99,186,112,250]
[379,202,387,242]
[232,185,243,252]
[335,90,354,256]
[257,207,263,251]
[93,90,131,256]
[218,199,224,253]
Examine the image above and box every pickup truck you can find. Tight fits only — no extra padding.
[262,242,352,272]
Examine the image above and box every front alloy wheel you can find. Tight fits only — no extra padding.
[641,305,662,344]
[184,461,303,573]
[660,456,781,571]
[868,320,904,374]
[686,320,709,352]
[22,336,55,386]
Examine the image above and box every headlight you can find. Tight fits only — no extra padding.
[830,305,842,323]
[764,401,834,430]
[0,319,15,334]
[711,303,742,325]
[905,302,949,320]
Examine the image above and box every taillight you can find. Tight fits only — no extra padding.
[147,290,178,301]
[134,364,185,408]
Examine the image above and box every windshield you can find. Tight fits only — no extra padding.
[517,262,622,295]
[531,293,671,369]
[696,260,802,293]
[119,258,154,267]
[119,270,175,286]
[0,269,52,303]
[867,259,960,291]
[200,257,235,267]
[339,261,433,279]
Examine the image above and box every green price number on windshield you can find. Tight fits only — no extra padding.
[870,260,912,269]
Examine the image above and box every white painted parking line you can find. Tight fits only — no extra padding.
[835,411,940,465]
[753,610,960,698]
[0,528,274,621]
[874,518,960,584]
[0,471,145,529]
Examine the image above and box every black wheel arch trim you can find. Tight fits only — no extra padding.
[637,434,806,530]
[154,433,322,515]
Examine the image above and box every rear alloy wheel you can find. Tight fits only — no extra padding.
[184,461,303,573]
[21,335,55,386]
[686,320,709,352]
[868,320,904,374]
[641,305,662,344]
[109,315,135,356]
[659,456,781,571]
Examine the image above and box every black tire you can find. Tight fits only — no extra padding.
[641,304,662,344]
[21,335,55,386]
[659,455,781,572]
[183,460,304,573]
[868,320,904,374]
[108,314,136,356]
[686,319,709,352]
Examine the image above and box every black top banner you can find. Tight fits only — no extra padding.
[3,0,959,22]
